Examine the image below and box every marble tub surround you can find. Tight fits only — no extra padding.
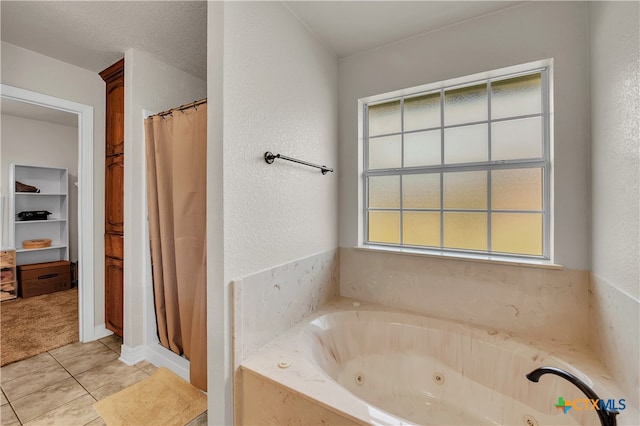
[340,247,589,345]
[232,248,339,366]
[240,299,637,426]
[589,274,640,410]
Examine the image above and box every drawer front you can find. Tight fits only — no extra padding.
[19,265,71,282]
[21,277,71,298]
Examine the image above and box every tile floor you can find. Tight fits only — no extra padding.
[0,335,207,426]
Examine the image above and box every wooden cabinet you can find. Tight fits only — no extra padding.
[100,59,124,337]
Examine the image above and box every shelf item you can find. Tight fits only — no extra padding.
[22,239,53,249]
[9,164,69,266]
[1,249,18,301]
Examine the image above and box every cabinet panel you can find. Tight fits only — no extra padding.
[105,234,123,260]
[105,256,123,336]
[105,154,124,235]
[105,75,124,156]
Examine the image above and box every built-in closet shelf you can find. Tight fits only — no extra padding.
[9,164,69,266]
[16,245,68,254]
[16,219,67,224]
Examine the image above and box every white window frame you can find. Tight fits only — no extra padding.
[360,60,553,261]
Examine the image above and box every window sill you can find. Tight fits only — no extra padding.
[354,245,564,270]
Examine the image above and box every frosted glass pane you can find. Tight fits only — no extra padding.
[369,176,400,208]
[404,93,440,131]
[492,168,542,210]
[368,211,400,244]
[444,124,488,164]
[369,135,401,169]
[443,212,487,251]
[492,117,542,160]
[403,212,440,247]
[444,84,487,126]
[404,130,441,167]
[403,174,440,209]
[368,100,401,136]
[443,171,487,209]
[491,73,542,119]
[492,213,542,255]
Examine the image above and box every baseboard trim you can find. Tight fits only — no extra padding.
[119,342,190,383]
[92,324,114,341]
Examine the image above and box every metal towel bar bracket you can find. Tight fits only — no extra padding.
[264,151,334,175]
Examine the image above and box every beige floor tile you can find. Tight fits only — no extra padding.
[2,362,71,402]
[1,403,21,426]
[134,360,158,375]
[84,415,107,426]
[90,369,149,401]
[12,377,87,424]
[0,352,58,383]
[98,334,122,353]
[48,341,105,363]
[186,411,208,426]
[1,390,7,405]
[56,344,119,376]
[23,394,99,426]
[75,359,142,392]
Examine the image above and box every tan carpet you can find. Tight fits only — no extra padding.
[0,288,78,366]
[94,367,207,426]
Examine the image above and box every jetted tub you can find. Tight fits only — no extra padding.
[239,300,637,425]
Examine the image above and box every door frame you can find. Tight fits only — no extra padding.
[1,84,96,342]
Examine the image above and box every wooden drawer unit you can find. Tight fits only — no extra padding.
[18,260,71,299]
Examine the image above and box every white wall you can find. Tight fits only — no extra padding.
[223,1,339,281]
[122,48,206,350]
[338,2,591,270]
[1,41,106,325]
[1,114,79,261]
[207,2,339,424]
[589,1,640,408]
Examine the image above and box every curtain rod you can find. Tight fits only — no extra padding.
[152,98,207,118]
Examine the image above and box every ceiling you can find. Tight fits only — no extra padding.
[1,1,523,124]
[285,1,523,58]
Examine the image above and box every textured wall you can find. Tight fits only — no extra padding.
[1,41,106,325]
[589,0,640,409]
[223,1,339,281]
[123,48,206,349]
[338,1,591,270]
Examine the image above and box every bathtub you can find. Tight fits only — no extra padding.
[238,299,637,425]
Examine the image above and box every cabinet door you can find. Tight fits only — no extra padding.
[105,154,124,235]
[105,256,123,336]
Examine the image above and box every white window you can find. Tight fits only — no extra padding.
[363,65,550,259]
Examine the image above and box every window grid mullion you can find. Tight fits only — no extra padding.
[399,98,405,245]
[487,80,493,253]
[439,88,445,249]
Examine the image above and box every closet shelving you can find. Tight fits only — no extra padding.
[9,164,69,266]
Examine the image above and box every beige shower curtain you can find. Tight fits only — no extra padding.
[144,103,207,391]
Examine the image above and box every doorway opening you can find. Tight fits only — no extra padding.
[1,84,95,343]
